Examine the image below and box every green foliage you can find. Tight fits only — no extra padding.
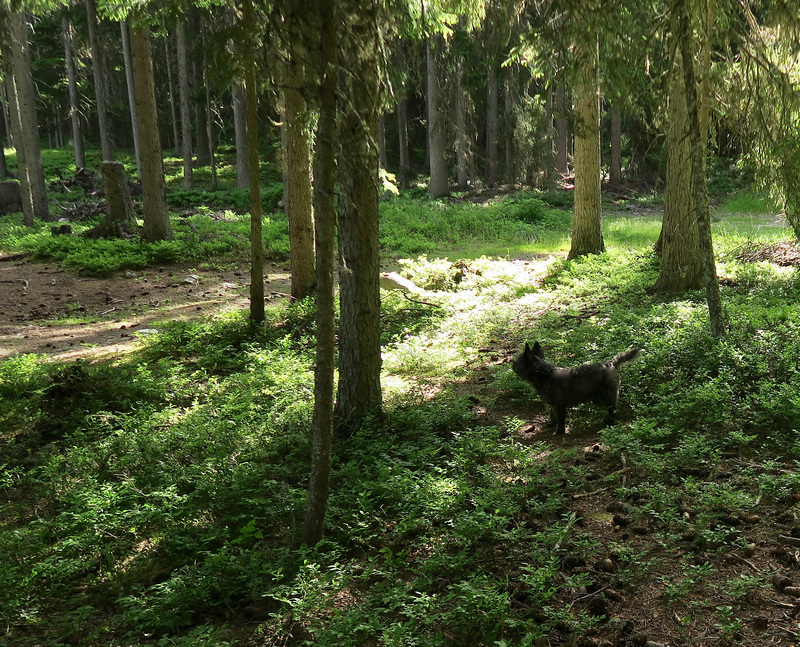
[3,181,800,646]
[379,195,571,255]
[0,210,278,274]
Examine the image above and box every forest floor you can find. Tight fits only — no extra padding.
[0,257,292,361]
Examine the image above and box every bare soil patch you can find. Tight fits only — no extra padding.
[0,256,291,361]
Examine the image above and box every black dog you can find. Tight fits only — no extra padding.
[512,341,642,434]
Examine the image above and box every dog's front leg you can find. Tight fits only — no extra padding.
[553,405,567,435]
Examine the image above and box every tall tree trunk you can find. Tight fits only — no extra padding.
[303,0,337,548]
[192,9,211,167]
[203,43,217,189]
[677,0,725,336]
[243,0,264,326]
[8,11,48,222]
[609,104,622,186]
[165,35,180,153]
[335,0,383,431]
[85,0,112,161]
[426,36,449,197]
[568,32,604,259]
[130,25,173,242]
[378,114,387,170]
[396,50,411,188]
[121,21,141,176]
[553,84,570,178]
[486,62,499,187]
[504,76,517,184]
[176,22,193,189]
[283,62,315,301]
[2,73,34,225]
[62,16,85,170]
[232,81,249,190]
[455,60,470,191]
[653,52,703,292]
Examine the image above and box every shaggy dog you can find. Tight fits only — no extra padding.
[512,342,642,434]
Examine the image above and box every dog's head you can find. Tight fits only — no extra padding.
[512,341,548,381]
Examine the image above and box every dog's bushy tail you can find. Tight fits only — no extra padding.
[611,348,642,367]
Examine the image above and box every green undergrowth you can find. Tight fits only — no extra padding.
[3,187,800,645]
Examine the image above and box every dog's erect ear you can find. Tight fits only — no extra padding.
[532,341,545,358]
[524,342,532,353]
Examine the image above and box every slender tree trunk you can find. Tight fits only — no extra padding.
[426,36,449,197]
[569,32,604,259]
[302,0,337,548]
[243,0,264,326]
[62,16,85,170]
[485,63,499,187]
[677,0,725,337]
[86,0,112,161]
[232,81,249,190]
[165,35,180,153]
[609,104,622,186]
[283,69,315,300]
[8,11,48,222]
[335,0,383,431]
[130,25,172,242]
[176,22,193,189]
[121,21,141,176]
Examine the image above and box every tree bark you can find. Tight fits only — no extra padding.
[85,0,112,161]
[426,36,449,197]
[62,16,85,170]
[303,0,337,548]
[232,81,249,190]
[8,11,48,223]
[568,32,604,259]
[121,21,141,176]
[335,0,383,431]
[176,21,193,189]
[130,25,173,242]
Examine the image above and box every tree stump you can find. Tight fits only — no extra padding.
[82,161,138,238]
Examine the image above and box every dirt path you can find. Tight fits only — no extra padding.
[0,257,292,361]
